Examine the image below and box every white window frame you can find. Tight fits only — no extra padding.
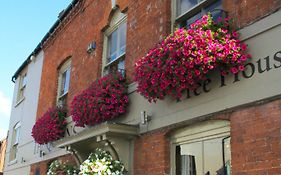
[102,10,127,76]
[16,70,27,104]
[170,120,230,175]
[171,0,221,29]
[9,122,21,162]
[57,59,71,106]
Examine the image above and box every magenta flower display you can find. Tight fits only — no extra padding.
[135,14,251,102]
[32,107,67,145]
[71,73,129,127]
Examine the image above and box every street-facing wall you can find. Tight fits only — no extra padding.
[24,0,281,175]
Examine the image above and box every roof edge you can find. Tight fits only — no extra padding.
[11,0,80,83]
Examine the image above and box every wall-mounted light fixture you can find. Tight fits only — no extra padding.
[87,41,96,54]
[140,111,151,125]
[30,55,36,62]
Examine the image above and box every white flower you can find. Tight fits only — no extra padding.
[80,148,125,175]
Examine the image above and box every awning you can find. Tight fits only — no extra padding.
[53,122,138,147]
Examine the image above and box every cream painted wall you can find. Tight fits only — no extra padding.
[4,51,69,175]
[4,51,44,174]
[4,166,30,175]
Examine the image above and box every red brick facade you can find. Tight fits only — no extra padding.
[133,98,281,175]
[36,0,281,116]
[30,154,76,175]
[230,99,281,175]
[134,130,170,175]
[36,0,174,119]
[32,0,281,174]
[224,0,281,28]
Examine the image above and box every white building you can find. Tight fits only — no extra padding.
[3,51,44,175]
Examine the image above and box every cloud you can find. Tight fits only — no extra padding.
[0,128,7,140]
[0,91,11,117]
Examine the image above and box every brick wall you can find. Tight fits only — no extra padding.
[224,0,281,28]
[37,0,111,117]
[133,99,281,175]
[125,0,171,81]
[0,139,6,173]
[230,99,281,175]
[36,0,171,119]
[134,130,170,175]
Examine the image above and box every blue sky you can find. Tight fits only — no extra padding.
[0,0,72,140]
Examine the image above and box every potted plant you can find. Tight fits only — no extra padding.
[80,148,125,175]
[47,159,79,175]
[32,107,67,144]
[71,73,129,127]
[135,13,251,102]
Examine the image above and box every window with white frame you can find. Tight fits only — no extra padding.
[174,0,223,28]
[10,122,21,161]
[171,121,231,175]
[17,71,27,102]
[57,59,71,107]
[102,9,127,76]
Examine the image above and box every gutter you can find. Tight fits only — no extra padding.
[11,0,79,83]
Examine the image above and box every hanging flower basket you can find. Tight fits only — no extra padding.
[32,107,67,145]
[80,148,125,175]
[47,160,80,175]
[135,14,251,102]
[71,73,129,127]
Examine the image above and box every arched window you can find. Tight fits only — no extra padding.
[102,9,127,76]
[171,120,231,175]
[57,58,71,107]
[9,122,21,162]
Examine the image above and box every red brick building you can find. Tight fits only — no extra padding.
[0,138,7,175]
[9,0,281,175]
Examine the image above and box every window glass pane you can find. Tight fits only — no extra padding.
[10,145,17,160]
[178,0,222,28]
[17,74,27,101]
[177,137,231,175]
[224,137,231,175]
[64,68,71,94]
[185,12,202,27]
[60,67,70,95]
[119,22,127,56]
[203,138,223,175]
[180,142,203,175]
[109,30,118,62]
[177,0,198,17]
[19,88,25,100]
[22,74,27,88]
[181,155,197,175]
[61,71,67,95]
[14,127,20,144]
[118,60,125,71]
[118,60,125,76]
[204,0,222,21]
